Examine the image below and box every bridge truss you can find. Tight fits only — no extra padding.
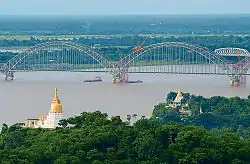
[1,41,113,80]
[115,42,249,86]
[121,42,229,74]
[214,48,250,86]
[1,41,249,86]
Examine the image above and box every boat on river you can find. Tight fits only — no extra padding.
[83,76,102,83]
[127,80,143,84]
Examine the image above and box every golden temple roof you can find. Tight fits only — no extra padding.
[39,114,45,121]
[173,88,183,103]
[176,88,183,98]
[50,88,63,113]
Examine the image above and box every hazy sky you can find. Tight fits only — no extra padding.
[1,0,250,15]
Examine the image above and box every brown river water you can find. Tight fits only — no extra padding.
[0,72,249,125]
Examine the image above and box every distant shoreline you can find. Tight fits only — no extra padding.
[0,34,250,41]
[1,14,250,17]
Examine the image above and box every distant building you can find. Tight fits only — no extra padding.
[167,88,191,116]
[24,88,64,129]
[168,88,184,108]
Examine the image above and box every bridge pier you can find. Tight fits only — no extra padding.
[4,72,14,81]
[112,69,129,84]
[113,77,121,83]
[229,76,241,87]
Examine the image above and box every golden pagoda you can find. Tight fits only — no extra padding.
[174,89,183,104]
[23,88,64,129]
[166,88,192,116]
[168,88,184,108]
[177,88,183,97]
[50,88,63,113]
[200,106,204,114]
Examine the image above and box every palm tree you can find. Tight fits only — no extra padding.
[126,115,131,123]
[132,113,138,121]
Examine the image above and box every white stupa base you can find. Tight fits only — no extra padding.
[43,112,64,129]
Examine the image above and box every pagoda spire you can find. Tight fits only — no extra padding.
[50,88,63,113]
[176,88,183,98]
[200,106,204,114]
[54,88,59,99]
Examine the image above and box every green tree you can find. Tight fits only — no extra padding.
[1,123,8,134]
[58,119,68,128]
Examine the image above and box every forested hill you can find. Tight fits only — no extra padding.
[1,110,250,163]
[154,91,250,136]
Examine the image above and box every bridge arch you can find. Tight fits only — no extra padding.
[214,48,250,57]
[3,41,112,73]
[121,42,230,75]
[214,47,250,77]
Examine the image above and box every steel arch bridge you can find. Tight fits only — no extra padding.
[213,47,250,86]
[116,42,249,85]
[1,41,113,80]
[1,41,249,86]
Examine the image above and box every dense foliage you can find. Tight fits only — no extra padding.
[153,92,250,138]
[1,110,250,163]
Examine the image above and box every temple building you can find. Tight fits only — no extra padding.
[168,88,184,108]
[200,106,204,114]
[24,88,64,129]
[167,88,191,116]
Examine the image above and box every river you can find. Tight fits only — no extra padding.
[0,72,249,125]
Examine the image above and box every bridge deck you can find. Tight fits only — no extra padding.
[1,70,250,75]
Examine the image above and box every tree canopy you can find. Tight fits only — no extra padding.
[153,91,250,138]
[1,109,250,163]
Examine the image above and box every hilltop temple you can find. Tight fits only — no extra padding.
[167,88,191,116]
[24,88,64,129]
[168,88,184,108]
